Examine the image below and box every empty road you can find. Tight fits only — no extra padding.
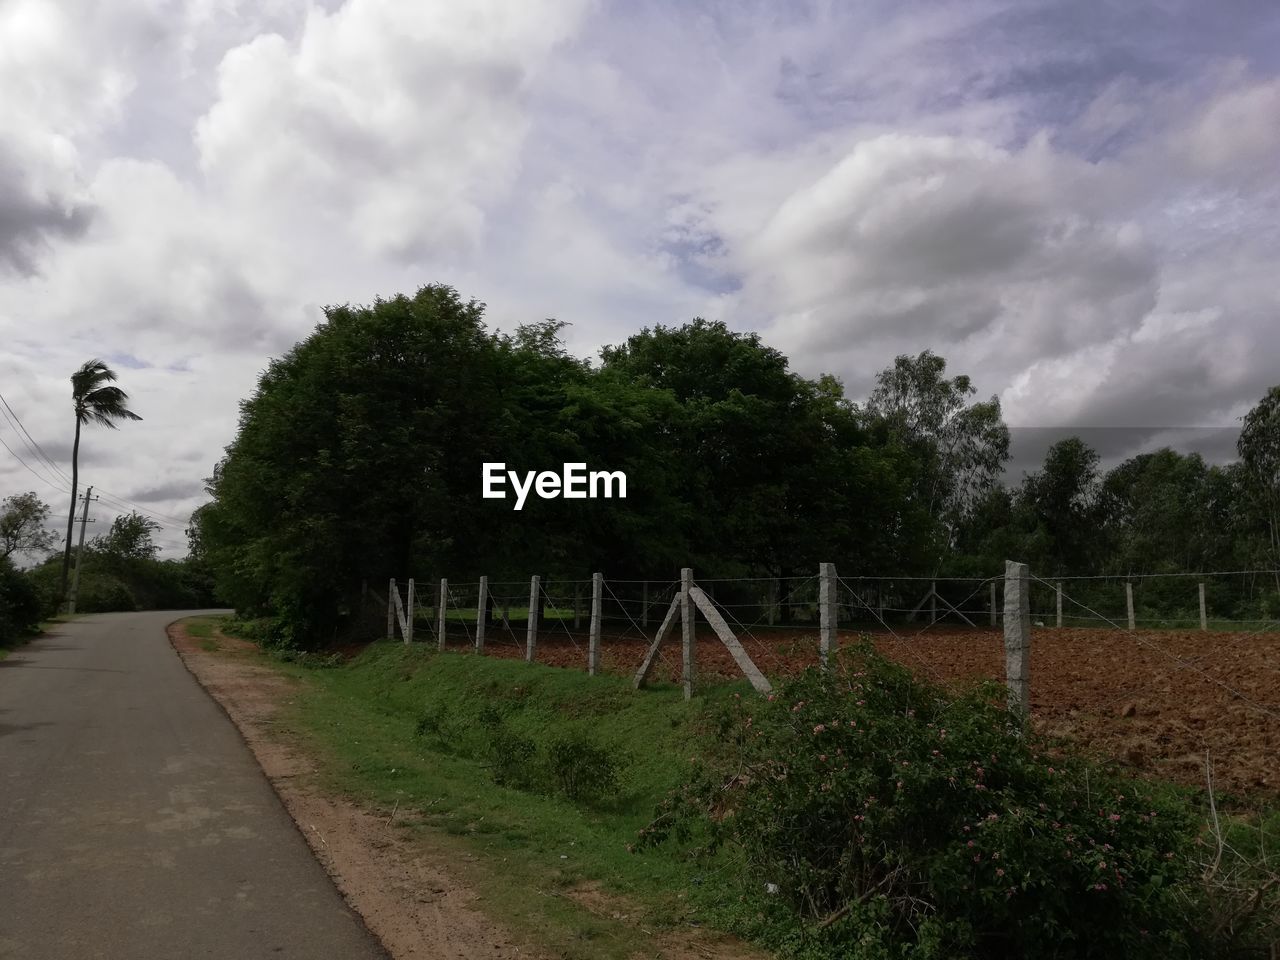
[0,611,387,959]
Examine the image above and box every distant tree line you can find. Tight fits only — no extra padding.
[182,285,1280,647]
[0,496,220,648]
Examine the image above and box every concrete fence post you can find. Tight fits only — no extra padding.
[526,576,540,662]
[1199,582,1208,631]
[476,576,489,652]
[588,572,603,675]
[436,578,447,650]
[405,579,415,644]
[766,577,778,626]
[1055,581,1063,628]
[1125,581,1135,630]
[681,567,695,700]
[818,562,837,668]
[1003,561,1030,716]
[387,578,396,639]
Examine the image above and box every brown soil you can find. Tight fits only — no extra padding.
[169,621,769,960]
[458,620,1280,798]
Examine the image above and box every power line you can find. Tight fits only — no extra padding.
[92,488,191,527]
[0,390,192,527]
[0,391,74,485]
[0,428,71,496]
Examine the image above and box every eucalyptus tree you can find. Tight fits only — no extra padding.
[866,350,1010,567]
[1238,385,1280,591]
[59,360,142,605]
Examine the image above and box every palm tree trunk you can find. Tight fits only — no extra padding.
[59,418,82,607]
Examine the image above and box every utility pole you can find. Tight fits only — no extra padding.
[67,486,97,615]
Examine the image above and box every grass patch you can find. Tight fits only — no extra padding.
[227,636,755,958]
[184,618,216,639]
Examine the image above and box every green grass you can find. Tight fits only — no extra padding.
[222,630,756,958]
[184,619,215,639]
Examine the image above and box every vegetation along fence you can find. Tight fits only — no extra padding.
[379,562,1279,702]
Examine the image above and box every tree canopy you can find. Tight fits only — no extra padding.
[191,284,1280,645]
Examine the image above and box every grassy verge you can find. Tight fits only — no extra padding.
[203,619,1279,959]
[209,619,758,959]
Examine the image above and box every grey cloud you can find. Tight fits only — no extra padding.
[128,479,202,503]
[0,148,94,275]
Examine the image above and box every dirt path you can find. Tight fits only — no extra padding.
[169,621,768,960]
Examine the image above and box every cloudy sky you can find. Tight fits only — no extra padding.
[1,0,1278,554]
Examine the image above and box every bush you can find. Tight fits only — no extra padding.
[640,641,1211,959]
[490,732,539,789]
[23,562,137,614]
[547,733,621,806]
[0,561,42,646]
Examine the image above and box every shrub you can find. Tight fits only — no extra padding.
[0,561,42,646]
[491,733,539,789]
[547,733,621,806]
[640,641,1209,960]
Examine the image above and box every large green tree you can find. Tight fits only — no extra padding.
[865,350,1010,566]
[1017,437,1104,574]
[1238,385,1280,589]
[1,491,57,561]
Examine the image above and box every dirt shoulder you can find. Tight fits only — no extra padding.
[168,620,540,960]
[169,619,768,960]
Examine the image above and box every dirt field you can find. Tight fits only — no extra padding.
[457,621,1280,799]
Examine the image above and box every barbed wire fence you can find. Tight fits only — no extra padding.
[383,563,1279,694]
[377,563,1280,790]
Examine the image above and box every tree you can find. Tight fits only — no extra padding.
[1238,385,1280,590]
[1018,437,1104,573]
[201,286,507,642]
[866,351,1010,566]
[1,491,57,561]
[91,511,162,562]
[59,360,142,606]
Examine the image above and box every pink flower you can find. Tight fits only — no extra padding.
[813,724,826,734]
[996,868,1005,877]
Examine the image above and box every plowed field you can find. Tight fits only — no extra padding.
[449,621,1280,798]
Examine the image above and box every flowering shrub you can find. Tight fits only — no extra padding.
[639,641,1209,959]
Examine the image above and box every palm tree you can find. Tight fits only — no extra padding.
[59,360,143,606]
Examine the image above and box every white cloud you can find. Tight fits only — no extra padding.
[195,0,595,261]
[1,0,1279,541]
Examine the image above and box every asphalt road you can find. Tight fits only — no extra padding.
[0,611,388,959]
